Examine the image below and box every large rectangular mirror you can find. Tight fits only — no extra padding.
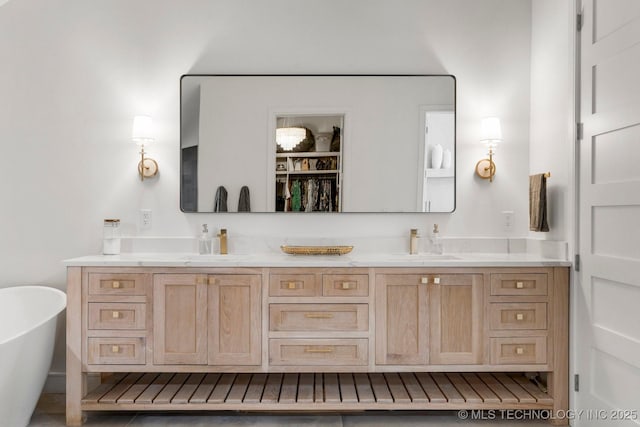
[180,75,455,213]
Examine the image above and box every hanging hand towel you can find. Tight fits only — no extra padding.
[529,174,549,232]
[214,186,228,212]
[238,186,251,212]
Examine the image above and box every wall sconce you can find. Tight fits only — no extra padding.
[475,117,502,182]
[131,115,158,181]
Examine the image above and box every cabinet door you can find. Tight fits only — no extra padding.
[208,275,261,365]
[429,274,483,364]
[375,274,429,365]
[153,274,207,364]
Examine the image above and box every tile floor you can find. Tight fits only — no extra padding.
[30,394,551,426]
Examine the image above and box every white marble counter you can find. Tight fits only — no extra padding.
[63,252,571,268]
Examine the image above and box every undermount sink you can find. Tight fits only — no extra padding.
[365,253,461,261]
[182,254,252,262]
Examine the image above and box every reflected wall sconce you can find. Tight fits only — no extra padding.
[475,117,502,182]
[132,115,158,181]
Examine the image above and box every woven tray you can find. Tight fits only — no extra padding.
[280,245,353,256]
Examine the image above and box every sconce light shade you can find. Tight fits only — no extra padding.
[480,117,502,148]
[131,115,158,180]
[132,115,155,145]
[476,117,501,182]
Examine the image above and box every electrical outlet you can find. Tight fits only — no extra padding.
[502,210,514,232]
[140,209,152,230]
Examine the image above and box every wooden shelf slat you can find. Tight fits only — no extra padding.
[399,373,428,403]
[190,373,220,403]
[82,371,554,410]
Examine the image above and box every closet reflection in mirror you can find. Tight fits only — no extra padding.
[275,114,344,212]
[180,75,456,213]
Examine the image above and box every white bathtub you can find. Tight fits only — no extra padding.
[0,286,66,427]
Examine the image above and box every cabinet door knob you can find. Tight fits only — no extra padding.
[112,311,120,319]
[112,281,120,289]
[287,282,297,289]
[111,345,120,353]
[516,347,524,355]
[516,281,524,289]
[433,277,441,284]
[516,313,524,321]
[421,277,429,284]
[341,282,352,290]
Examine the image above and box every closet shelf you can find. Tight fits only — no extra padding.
[276,170,340,175]
[276,152,340,158]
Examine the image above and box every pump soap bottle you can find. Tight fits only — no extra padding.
[199,224,212,255]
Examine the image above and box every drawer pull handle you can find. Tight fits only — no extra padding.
[516,347,524,355]
[305,313,334,319]
[287,282,298,289]
[433,277,441,284]
[421,277,429,284]
[516,281,524,289]
[516,313,524,321]
[341,282,352,290]
[304,347,334,353]
[111,345,120,353]
[112,281,120,289]
[112,311,120,319]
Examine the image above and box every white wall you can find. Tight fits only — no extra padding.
[0,0,534,372]
[529,0,573,244]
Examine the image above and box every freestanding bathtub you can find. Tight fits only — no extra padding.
[0,286,66,427]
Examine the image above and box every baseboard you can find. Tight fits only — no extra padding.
[44,371,100,394]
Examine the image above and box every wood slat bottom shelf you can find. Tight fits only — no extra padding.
[81,372,553,412]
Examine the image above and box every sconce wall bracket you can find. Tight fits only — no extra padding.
[475,155,496,182]
[138,146,158,180]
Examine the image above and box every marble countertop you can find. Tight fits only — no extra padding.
[63,252,571,268]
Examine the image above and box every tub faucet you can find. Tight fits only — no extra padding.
[410,228,419,254]
[217,228,228,255]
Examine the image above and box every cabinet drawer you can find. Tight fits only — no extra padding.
[269,274,319,297]
[490,337,547,365]
[88,273,148,296]
[322,274,368,296]
[88,303,146,330]
[270,304,368,332]
[490,273,548,296]
[489,303,547,330]
[269,339,368,366]
[87,337,145,365]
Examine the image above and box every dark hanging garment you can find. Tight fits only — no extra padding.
[238,186,251,212]
[214,186,228,212]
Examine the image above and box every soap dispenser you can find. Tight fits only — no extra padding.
[198,224,212,255]
[431,224,443,254]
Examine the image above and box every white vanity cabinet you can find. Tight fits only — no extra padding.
[66,264,568,426]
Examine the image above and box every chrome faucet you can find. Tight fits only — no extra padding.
[217,228,228,255]
[410,228,419,254]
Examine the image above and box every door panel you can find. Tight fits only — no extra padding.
[375,274,429,365]
[208,275,261,365]
[153,274,207,365]
[430,274,483,364]
[578,0,640,423]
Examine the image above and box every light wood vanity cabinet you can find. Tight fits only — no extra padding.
[153,273,261,366]
[67,265,569,426]
[375,272,483,366]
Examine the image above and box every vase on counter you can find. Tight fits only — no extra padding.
[442,149,452,169]
[431,144,443,169]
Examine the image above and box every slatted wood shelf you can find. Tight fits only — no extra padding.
[81,372,553,412]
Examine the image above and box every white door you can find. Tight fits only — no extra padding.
[577,0,640,424]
